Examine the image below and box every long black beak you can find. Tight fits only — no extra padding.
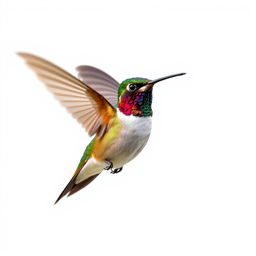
[147,73,186,85]
[139,72,186,92]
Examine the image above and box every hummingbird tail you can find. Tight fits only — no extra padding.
[54,173,79,204]
[67,174,99,197]
[54,166,100,204]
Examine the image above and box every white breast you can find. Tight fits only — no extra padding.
[109,110,152,168]
[117,109,152,136]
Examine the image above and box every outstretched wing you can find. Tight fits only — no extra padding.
[18,53,116,137]
[76,65,119,107]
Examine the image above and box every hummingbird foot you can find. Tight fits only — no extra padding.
[104,160,113,170]
[111,167,123,174]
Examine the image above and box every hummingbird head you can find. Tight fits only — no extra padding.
[117,73,186,117]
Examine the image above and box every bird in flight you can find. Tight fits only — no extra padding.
[18,53,186,203]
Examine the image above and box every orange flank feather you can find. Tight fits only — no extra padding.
[92,116,122,161]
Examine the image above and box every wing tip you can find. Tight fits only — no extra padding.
[17,52,27,60]
[16,52,33,59]
[76,65,97,72]
[17,52,43,64]
[76,65,85,72]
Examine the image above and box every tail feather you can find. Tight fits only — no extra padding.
[54,173,100,204]
[54,173,79,204]
[68,174,99,196]
[54,138,98,204]
[54,156,102,204]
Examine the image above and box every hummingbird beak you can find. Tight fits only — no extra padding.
[139,73,186,92]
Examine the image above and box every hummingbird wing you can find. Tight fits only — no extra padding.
[18,53,116,137]
[76,65,119,107]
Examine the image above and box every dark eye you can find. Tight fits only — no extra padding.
[127,83,137,92]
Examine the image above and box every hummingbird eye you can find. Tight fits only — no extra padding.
[127,83,137,92]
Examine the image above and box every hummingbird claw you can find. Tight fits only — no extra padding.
[104,160,113,170]
[104,160,123,174]
[111,167,123,174]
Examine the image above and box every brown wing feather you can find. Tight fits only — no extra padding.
[76,65,119,107]
[18,52,116,137]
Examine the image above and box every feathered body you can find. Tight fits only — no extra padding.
[69,81,154,198]
[18,53,185,203]
[75,111,152,184]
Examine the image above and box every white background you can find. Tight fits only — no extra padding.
[1,0,256,255]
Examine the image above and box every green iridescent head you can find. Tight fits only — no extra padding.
[118,78,150,99]
[117,73,186,117]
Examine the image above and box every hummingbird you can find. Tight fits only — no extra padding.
[18,53,186,204]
